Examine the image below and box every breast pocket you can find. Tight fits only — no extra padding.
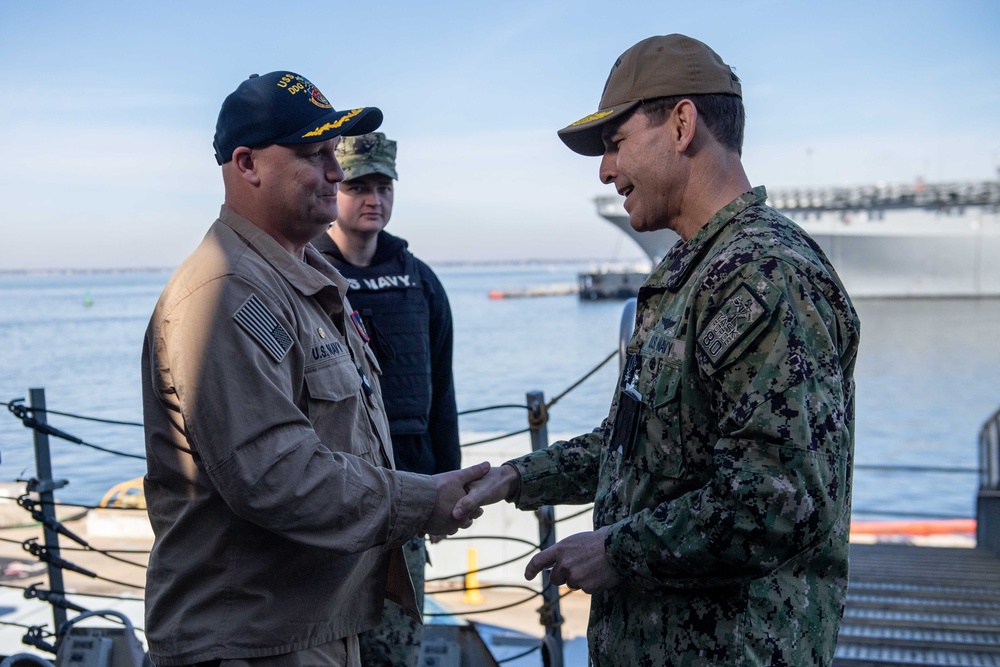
[305,355,360,401]
[303,356,373,459]
[633,355,684,479]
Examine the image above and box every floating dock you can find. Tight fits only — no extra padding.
[487,284,578,299]
[577,269,647,300]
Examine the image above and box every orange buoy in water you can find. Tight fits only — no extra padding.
[850,518,975,536]
[488,290,505,300]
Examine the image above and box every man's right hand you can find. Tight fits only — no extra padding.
[452,463,519,522]
[423,462,491,536]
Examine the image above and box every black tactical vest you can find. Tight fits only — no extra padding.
[340,252,432,436]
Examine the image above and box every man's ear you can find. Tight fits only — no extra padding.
[671,99,699,153]
[232,147,261,186]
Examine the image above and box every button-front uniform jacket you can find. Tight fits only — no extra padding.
[141,206,438,666]
[507,188,860,667]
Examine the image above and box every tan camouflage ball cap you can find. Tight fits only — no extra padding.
[336,132,398,181]
[557,34,742,156]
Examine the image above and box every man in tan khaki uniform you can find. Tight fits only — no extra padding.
[141,71,487,667]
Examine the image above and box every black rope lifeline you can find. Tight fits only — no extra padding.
[545,349,617,410]
[1,581,148,636]
[426,535,539,583]
[554,505,594,524]
[0,582,37,591]
[47,542,147,570]
[20,538,145,591]
[497,643,542,664]
[0,619,53,635]
[461,428,531,448]
[14,496,148,569]
[0,506,89,531]
[0,581,143,603]
[20,584,147,634]
[424,524,565,591]
[458,404,530,417]
[7,399,146,460]
[20,406,143,428]
[36,499,145,513]
[458,348,616,447]
[425,583,542,616]
[0,535,41,548]
[59,544,151,556]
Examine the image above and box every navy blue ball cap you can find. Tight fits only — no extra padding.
[213,71,383,165]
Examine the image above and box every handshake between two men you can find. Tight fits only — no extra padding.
[426,461,623,595]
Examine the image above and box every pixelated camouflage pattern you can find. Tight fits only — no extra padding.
[336,132,398,182]
[508,187,860,667]
[358,535,426,667]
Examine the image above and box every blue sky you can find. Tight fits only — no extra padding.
[1,0,998,269]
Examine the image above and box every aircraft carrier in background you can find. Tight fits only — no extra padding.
[593,177,1000,298]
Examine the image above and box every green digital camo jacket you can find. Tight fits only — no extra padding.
[507,188,860,667]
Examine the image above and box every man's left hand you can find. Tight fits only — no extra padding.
[524,526,623,594]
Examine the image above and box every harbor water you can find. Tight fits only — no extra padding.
[0,265,997,523]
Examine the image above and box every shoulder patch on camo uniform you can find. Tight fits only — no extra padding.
[698,282,769,367]
[233,293,294,363]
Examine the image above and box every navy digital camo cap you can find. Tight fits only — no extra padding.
[336,133,398,181]
[213,71,383,165]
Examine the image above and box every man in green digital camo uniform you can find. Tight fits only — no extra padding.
[313,133,461,667]
[455,34,860,666]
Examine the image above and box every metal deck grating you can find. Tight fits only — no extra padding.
[839,626,1000,646]
[834,544,1000,667]
[848,594,1000,612]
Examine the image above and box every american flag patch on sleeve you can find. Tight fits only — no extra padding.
[233,294,294,362]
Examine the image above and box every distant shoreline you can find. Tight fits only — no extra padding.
[0,258,641,276]
[0,267,175,276]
